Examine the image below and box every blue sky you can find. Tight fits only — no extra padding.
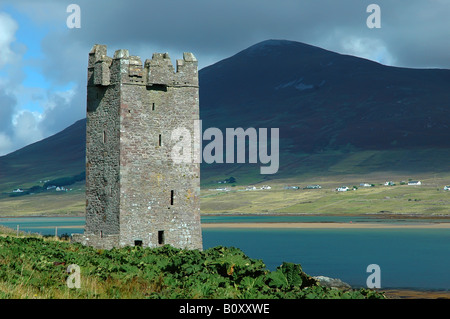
[3,4,75,110]
[0,0,449,156]
[0,1,82,155]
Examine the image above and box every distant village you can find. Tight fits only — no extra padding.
[211,177,450,193]
[11,185,73,195]
[5,172,85,198]
[7,175,450,197]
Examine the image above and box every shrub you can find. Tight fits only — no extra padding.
[0,236,386,299]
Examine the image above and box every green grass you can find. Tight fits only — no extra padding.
[0,183,85,216]
[1,145,450,217]
[1,172,449,217]
[0,234,385,299]
[201,173,450,215]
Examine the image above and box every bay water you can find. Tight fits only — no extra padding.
[0,215,449,290]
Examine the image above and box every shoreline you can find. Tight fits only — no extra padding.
[1,212,450,219]
[30,222,450,230]
[1,214,450,230]
[201,222,450,229]
[4,220,450,230]
[382,288,450,299]
[18,223,450,230]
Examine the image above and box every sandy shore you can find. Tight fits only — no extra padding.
[28,221,450,230]
[383,289,450,299]
[201,222,450,229]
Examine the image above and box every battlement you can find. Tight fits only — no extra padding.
[88,44,198,87]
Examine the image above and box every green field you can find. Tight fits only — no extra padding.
[201,179,450,215]
[0,182,85,217]
[1,172,449,217]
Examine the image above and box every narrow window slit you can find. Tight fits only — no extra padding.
[158,231,165,245]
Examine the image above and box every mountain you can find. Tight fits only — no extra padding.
[200,39,450,151]
[198,39,450,183]
[1,39,450,192]
[0,119,86,192]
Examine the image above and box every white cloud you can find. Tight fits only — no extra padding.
[38,85,83,136]
[340,37,396,66]
[0,12,18,67]
[0,132,13,155]
[0,9,83,156]
[12,110,44,146]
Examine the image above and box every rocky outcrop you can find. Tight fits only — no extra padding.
[313,276,352,290]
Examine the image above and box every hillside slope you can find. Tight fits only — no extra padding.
[0,119,86,192]
[1,39,449,191]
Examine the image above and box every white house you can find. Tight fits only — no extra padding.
[384,181,395,186]
[12,189,24,193]
[337,186,349,192]
[444,186,450,191]
[408,181,421,186]
[306,185,322,189]
[260,185,271,190]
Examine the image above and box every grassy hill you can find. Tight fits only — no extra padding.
[0,119,86,194]
[0,39,449,216]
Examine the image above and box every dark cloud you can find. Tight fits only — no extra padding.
[62,0,450,68]
[1,0,449,155]
[24,0,449,117]
[14,0,450,89]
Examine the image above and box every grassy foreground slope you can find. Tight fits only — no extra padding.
[0,235,384,299]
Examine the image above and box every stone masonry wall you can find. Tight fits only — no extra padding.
[73,44,202,250]
[118,52,202,250]
[84,45,121,238]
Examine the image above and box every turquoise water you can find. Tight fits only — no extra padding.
[202,228,450,290]
[201,214,450,225]
[0,217,85,236]
[0,216,449,290]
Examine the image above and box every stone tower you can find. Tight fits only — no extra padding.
[72,44,202,250]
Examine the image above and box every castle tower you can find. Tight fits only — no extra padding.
[72,45,202,250]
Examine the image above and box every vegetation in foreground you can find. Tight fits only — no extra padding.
[0,235,384,299]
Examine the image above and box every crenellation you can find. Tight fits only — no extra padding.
[89,45,198,88]
[128,56,144,82]
[88,44,108,68]
[113,49,130,59]
[145,53,175,86]
[93,59,111,86]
